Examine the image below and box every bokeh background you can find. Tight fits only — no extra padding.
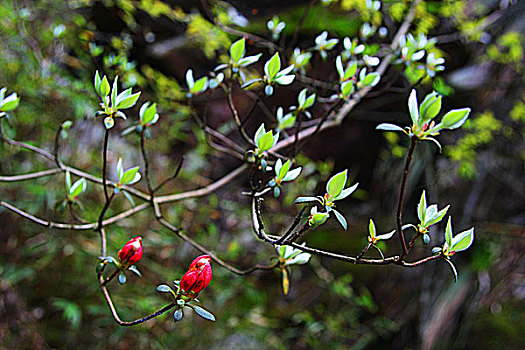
[0,0,524,349]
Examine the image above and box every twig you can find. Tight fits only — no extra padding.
[397,139,417,259]
[153,157,184,193]
[140,130,154,195]
[290,0,316,49]
[225,83,253,145]
[102,129,110,202]
[155,164,246,204]
[0,168,61,182]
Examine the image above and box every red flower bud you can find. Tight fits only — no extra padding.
[180,255,212,296]
[118,236,143,266]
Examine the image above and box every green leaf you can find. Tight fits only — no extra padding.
[332,209,347,230]
[239,54,262,67]
[186,69,194,88]
[425,205,449,227]
[444,258,458,283]
[335,56,344,78]
[451,228,474,252]
[128,265,142,277]
[341,81,354,98]
[333,182,359,201]
[418,191,426,223]
[408,89,419,125]
[190,77,208,94]
[274,75,295,85]
[344,61,358,80]
[65,171,72,190]
[445,216,453,247]
[304,93,316,109]
[274,158,283,177]
[94,71,101,95]
[121,166,141,185]
[99,75,110,97]
[258,131,274,152]
[376,123,407,133]
[282,167,301,182]
[281,267,290,295]
[326,170,348,199]
[422,137,442,152]
[294,196,321,204]
[191,305,216,322]
[69,178,86,197]
[123,190,135,208]
[309,209,329,227]
[99,256,118,265]
[111,76,119,108]
[375,230,395,241]
[118,272,126,284]
[264,53,281,79]
[116,158,124,181]
[173,308,184,322]
[419,92,441,124]
[254,124,266,145]
[230,38,245,63]
[140,102,158,125]
[439,108,471,130]
[298,89,307,106]
[279,159,291,179]
[1,92,20,111]
[369,219,376,238]
[116,91,141,110]
[156,284,173,293]
[363,72,380,86]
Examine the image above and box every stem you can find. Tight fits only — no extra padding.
[290,0,316,49]
[140,129,153,195]
[275,206,308,244]
[356,242,372,261]
[100,283,177,326]
[102,129,110,202]
[283,222,310,244]
[397,138,417,258]
[225,82,253,145]
[153,157,184,193]
[53,124,63,168]
[97,192,115,231]
[101,268,121,287]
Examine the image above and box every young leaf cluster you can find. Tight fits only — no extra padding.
[94,71,141,129]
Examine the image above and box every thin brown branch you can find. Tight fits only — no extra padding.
[225,83,253,145]
[290,0,316,49]
[0,168,61,182]
[397,139,417,258]
[153,157,184,193]
[102,129,110,202]
[100,283,177,326]
[155,164,246,204]
[157,216,277,275]
[140,130,154,195]
[0,200,150,230]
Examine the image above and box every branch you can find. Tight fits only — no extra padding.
[397,139,417,258]
[0,168,61,182]
[155,164,246,204]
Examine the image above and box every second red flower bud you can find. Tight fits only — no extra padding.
[118,236,143,266]
[179,255,212,297]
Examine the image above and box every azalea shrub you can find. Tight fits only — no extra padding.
[1,0,522,348]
